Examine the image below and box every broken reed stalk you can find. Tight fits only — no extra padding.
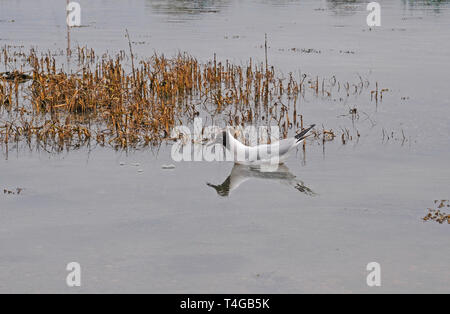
[66,0,71,56]
[125,29,136,83]
[264,33,268,73]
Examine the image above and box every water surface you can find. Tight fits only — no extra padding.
[1,0,449,293]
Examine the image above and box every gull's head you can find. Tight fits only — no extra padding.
[208,127,233,147]
[222,129,228,147]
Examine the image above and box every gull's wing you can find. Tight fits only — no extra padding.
[225,125,314,164]
[276,138,297,156]
[226,130,297,163]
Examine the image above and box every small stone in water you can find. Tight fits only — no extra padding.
[119,162,125,166]
[162,164,175,170]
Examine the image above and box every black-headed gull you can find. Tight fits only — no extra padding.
[217,124,315,165]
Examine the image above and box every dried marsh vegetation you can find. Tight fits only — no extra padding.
[0,45,378,153]
[423,200,450,224]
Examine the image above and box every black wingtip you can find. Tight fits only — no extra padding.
[295,124,316,142]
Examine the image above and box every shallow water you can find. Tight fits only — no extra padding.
[1,0,449,293]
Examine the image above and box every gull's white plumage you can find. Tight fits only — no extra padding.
[223,124,315,165]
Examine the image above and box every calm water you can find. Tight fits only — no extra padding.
[0,0,449,293]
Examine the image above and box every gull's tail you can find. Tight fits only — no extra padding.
[295,124,315,142]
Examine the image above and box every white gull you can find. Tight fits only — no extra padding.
[216,124,315,166]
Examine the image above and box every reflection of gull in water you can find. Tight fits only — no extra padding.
[207,164,316,197]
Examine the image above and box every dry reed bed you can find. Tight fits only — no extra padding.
[0,46,375,152]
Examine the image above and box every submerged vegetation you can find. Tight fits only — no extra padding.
[0,44,382,154]
[423,200,450,224]
[3,187,23,195]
